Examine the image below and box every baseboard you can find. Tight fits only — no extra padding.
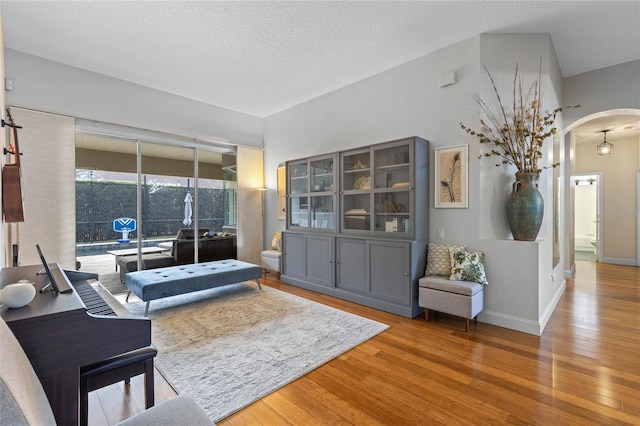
[565,263,576,278]
[477,310,542,336]
[601,257,637,266]
[539,279,566,334]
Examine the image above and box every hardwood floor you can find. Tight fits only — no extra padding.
[90,261,640,425]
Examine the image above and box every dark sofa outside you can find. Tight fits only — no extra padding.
[118,228,237,282]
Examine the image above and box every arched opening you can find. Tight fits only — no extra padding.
[564,108,640,275]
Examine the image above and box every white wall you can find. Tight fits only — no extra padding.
[264,33,564,335]
[4,49,264,149]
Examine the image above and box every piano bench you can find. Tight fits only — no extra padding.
[80,345,157,426]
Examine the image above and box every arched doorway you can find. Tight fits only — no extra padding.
[564,108,640,275]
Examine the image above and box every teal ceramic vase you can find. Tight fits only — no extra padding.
[506,171,543,241]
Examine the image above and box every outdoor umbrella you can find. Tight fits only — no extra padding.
[183,191,193,226]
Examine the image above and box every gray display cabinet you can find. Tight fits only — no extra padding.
[282,136,428,318]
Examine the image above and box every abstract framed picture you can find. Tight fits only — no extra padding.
[434,144,468,208]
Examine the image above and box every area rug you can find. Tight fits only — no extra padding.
[99,272,129,295]
[125,282,388,422]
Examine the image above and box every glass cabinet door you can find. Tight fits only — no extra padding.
[308,156,335,230]
[372,141,413,236]
[341,149,371,233]
[288,161,308,229]
[288,156,336,231]
[289,196,309,228]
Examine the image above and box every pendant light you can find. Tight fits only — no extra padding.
[597,130,613,155]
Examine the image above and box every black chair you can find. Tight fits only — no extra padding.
[80,345,157,426]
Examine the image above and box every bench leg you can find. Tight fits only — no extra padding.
[255,278,262,291]
[465,318,470,332]
[424,309,430,321]
[145,301,150,316]
[126,291,131,302]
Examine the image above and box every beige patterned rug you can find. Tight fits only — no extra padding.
[125,282,388,423]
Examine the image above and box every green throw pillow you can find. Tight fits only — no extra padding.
[425,243,466,276]
[449,248,489,285]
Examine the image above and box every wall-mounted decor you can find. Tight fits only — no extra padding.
[277,166,286,219]
[434,144,468,208]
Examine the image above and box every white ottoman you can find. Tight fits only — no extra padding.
[261,249,281,279]
[418,275,484,332]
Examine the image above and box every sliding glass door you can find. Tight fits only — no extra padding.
[75,126,237,280]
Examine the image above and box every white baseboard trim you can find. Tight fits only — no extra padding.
[601,257,637,266]
[565,263,576,278]
[539,279,566,334]
[478,310,542,336]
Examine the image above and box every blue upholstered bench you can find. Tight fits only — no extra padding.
[125,259,262,315]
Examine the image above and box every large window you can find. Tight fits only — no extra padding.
[75,126,237,267]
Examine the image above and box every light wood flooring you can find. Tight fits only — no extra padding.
[89,260,640,425]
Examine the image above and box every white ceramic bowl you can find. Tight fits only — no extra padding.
[0,282,36,308]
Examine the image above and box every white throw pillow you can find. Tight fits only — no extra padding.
[270,232,282,251]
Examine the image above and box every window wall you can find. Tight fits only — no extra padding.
[75,127,237,270]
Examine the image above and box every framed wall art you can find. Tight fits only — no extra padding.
[434,144,468,208]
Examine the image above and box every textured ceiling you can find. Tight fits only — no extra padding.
[2,1,640,118]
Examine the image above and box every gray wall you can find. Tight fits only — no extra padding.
[4,49,264,149]
[562,59,640,128]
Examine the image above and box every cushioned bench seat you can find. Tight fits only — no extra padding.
[418,275,484,332]
[125,259,263,315]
